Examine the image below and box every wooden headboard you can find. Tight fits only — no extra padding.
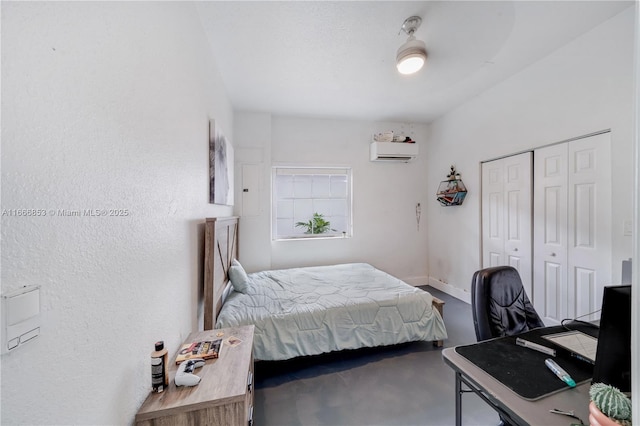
[203,216,239,330]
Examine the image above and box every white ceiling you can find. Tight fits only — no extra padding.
[196,1,633,124]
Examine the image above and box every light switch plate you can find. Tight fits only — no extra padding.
[2,286,41,354]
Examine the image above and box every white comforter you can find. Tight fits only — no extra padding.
[215,263,447,360]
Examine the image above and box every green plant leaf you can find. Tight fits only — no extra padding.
[294,212,335,234]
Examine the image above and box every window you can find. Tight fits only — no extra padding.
[272,167,352,240]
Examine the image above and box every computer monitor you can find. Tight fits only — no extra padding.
[592,285,632,393]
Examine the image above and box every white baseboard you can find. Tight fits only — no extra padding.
[402,276,429,287]
[427,277,471,305]
[402,276,472,305]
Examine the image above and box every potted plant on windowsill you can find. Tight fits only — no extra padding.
[589,383,632,426]
[295,213,335,234]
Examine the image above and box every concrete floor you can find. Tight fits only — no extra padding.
[253,286,501,426]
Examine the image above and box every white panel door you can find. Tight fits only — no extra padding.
[533,133,611,325]
[241,164,262,217]
[482,160,505,267]
[482,152,533,296]
[533,143,569,323]
[567,133,611,321]
[503,153,533,297]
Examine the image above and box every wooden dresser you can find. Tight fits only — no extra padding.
[135,325,255,426]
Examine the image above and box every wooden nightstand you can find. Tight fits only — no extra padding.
[135,325,255,426]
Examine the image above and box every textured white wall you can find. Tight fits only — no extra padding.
[1,2,233,424]
[425,7,636,299]
[233,114,430,283]
[271,117,430,282]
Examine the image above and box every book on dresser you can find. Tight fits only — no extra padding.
[174,338,222,364]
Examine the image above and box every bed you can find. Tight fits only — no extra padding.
[204,216,447,361]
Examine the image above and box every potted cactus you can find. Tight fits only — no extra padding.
[589,383,632,426]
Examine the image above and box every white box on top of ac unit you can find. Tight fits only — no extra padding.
[1,285,41,354]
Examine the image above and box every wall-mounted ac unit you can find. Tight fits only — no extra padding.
[370,142,418,162]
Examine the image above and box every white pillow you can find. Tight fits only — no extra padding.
[228,259,249,293]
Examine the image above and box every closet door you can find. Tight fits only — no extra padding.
[482,160,505,267]
[533,144,569,323]
[533,133,612,324]
[567,134,612,320]
[482,152,533,296]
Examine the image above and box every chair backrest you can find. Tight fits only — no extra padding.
[471,266,544,342]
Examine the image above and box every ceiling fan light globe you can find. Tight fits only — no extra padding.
[396,37,427,75]
[397,55,425,74]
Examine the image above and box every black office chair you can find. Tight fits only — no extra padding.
[471,266,544,342]
[470,266,545,426]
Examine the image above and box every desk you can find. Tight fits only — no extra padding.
[443,347,590,426]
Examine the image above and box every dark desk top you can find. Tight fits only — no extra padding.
[443,347,591,426]
[455,324,598,400]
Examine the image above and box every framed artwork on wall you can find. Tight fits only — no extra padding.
[209,119,234,206]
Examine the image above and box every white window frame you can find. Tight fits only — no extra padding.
[272,166,353,241]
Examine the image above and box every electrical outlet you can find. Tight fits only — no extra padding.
[623,220,632,236]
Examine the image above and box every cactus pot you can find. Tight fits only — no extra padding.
[589,401,623,426]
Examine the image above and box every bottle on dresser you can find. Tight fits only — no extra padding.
[151,341,169,393]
